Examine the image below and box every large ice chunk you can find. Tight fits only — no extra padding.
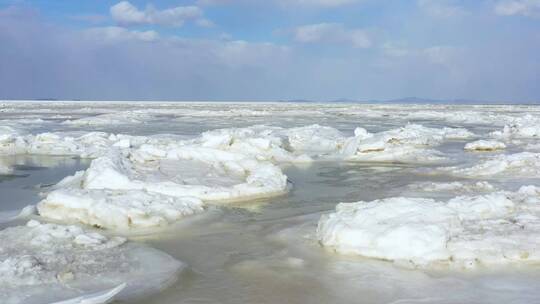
[340,124,471,163]
[317,197,459,264]
[464,140,506,151]
[491,115,540,139]
[38,147,287,230]
[38,188,204,230]
[317,189,540,268]
[0,220,183,304]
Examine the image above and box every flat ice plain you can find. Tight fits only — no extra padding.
[1,101,540,303]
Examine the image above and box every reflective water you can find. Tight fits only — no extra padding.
[0,156,89,212]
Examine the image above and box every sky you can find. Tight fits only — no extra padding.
[0,0,539,102]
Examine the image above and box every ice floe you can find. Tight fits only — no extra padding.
[0,126,25,155]
[0,129,141,158]
[464,140,506,152]
[0,220,183,304]
[491,115,540,139]
[193,125,312,162]
[445,152,540,178]
[317,187,540,268]
[1,122,477,164]
[38,186,204,230]
[340,124,473,163]
[38,146,287,229]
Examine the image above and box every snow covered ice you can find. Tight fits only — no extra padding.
[464,140,506,151]
[2,101,540,304]
[0,220,183,304]
[444,152,540,178]
[317,187,540,268]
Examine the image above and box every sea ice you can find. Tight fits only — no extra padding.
[446,152,540,177]
[0,220,183,304]
[63,111,154,126]
[491,115,540,139]
[3,121,480,232]
[340,124,472,163]
[51,283,125,304]
[193,125,313,162]
[0,126,25,155]
[317,188,540,268]
[38,146,287,229]
[0,129,142,158]
[464,140,506,151]
[38,187,204,230]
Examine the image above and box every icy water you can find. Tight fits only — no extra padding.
[0,156,90,212]
[130,162,540,304]
[3,158,540,304]
[2,102,540,304]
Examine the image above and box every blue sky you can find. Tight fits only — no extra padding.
[0,0,539,102]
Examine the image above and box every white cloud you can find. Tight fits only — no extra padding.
[196,18,214,27]
[110,1,206,27]
[382,43,463,70]
[382,42,413,58]
[495,0,540,16]
[293,23,371,48]
[85,26,159,42]
[417,0,467,17]
[422,46,462,66]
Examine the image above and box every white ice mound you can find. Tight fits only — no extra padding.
[447,152,540,177]
[0,129,146,158]
[195,124,344,161]
[0,126,26,155]
[340,124,472,163]
[318,197,457,263]
[106,146,288,201]
[281,125,346,154]
[464,140,506,151]
[193,124,472,163]
[0,220,183,304]
[38,187,204,230]
[38,147,287,229]
[317,189,540,268]
[491,114,540,139]
[1,123,473,165]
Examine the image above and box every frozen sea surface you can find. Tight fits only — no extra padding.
[1,101,540,303]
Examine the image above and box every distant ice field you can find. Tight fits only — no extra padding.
[1,101,540,304]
